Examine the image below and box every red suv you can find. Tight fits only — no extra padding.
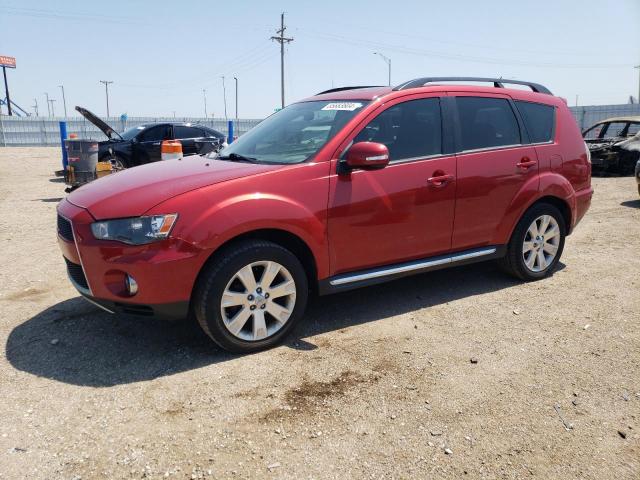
[57,77,592,352]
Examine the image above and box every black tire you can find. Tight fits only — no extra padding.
[498,202,566,281]
[193,240,309,353]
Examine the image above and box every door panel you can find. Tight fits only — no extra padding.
[135,125,171,163]
[452,146,538,249]
[451,95,539,250]
[329,157,457,275]
[327,95,456,276]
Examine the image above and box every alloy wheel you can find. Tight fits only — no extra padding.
[220,261,297,342]
[522,214,560,272]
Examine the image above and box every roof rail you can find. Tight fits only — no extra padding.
[393,77,552,95]
[316,85,384,95]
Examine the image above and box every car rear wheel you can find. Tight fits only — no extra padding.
[194,240,308,353]
[499,203,566,281]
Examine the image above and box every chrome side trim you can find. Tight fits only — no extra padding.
[329,247,497,286]
[81,296,115,314]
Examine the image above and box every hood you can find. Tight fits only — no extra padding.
[75,106,122,140]
[67,155,284,219]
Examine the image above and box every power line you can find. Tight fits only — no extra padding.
[271,12,293,109]
[297,28,633,69]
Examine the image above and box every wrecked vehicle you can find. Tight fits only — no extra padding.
[76,106,226,169]
[582,116,640,175]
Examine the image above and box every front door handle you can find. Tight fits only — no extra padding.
[516,158,537,170]
[427,173,454,187]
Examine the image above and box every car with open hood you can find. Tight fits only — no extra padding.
[58,77,592,353]
[75,106,226,168]
[582,116,640,175]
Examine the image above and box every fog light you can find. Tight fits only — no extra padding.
[125,274,138,296]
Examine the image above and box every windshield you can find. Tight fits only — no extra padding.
[216,100,369,164]
[120,125,146,141]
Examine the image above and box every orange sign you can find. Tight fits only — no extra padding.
[0,56,16,68]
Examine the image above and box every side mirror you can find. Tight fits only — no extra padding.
[343,142,390,172]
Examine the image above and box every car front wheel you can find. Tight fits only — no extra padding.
[194,240,308,353]
[499,203,566,281]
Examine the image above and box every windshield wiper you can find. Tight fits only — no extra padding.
[217,153,259,163]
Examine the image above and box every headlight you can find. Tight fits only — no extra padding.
[91,214,178,245]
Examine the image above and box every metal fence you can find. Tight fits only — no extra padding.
[0,116,263,146]
[570,104,640,131]
[2,104,640,146]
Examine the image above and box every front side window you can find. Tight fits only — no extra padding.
[456,97,521,151]
[583,123,606,140]
[353,98,442,161]
[515,101,555,143]
[217,100,369,164]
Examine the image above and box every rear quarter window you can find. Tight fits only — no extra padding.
[515,101,555,143]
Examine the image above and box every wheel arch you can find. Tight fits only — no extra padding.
[192,228,319,299]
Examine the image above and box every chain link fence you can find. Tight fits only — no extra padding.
[0,116,262,146]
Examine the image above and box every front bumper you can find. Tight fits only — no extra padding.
[57,199,207,320]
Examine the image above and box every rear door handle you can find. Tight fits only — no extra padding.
[516,158,537,170]
[427,174,454,187]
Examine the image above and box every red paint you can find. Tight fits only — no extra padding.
[57,83,592,309]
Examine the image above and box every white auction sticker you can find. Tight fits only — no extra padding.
[321,102,363,111]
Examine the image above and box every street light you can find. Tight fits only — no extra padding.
[373,52,391,86]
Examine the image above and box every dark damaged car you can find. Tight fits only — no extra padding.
[76,106,226,169]
[582,116,640,175]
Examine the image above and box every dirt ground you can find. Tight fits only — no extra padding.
[0,147,638,480]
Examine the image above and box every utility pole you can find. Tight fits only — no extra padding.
[221,76,228,121]
[203,89,208,118]
[44,92,51,117]
[373,52,391,86]
[271,12,293,109]
[33,98,38,117]
[49,98,56,117]
[99,80,113,117]
[58,84,67,117]
[234,76,238,125]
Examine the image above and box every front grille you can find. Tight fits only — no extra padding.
[57,214,74,241]
[64,258,89,290]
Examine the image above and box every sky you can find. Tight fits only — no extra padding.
[0,0,639,119]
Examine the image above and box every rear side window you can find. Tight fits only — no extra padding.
[456,97,521,151]
[139,125,170,142]
[354,97,442,161]
[515,101,555,143]
[174,126,203,139]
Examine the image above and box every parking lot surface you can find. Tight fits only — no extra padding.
[1,147,639,479]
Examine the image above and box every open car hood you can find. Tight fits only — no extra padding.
[75,106,122,140]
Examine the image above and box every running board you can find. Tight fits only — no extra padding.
[318,246,504,295]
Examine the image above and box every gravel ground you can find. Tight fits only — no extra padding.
[0,147,639,480]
